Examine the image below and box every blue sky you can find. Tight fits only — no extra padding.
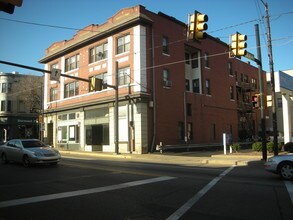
[0,0,292,75]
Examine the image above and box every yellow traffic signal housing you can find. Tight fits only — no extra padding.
[230,32,247,57]
[90,77,103,91]
[188,11,208,40]
[195,13,208,40]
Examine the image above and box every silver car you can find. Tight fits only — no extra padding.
[264,154,293,180]
[0,139,61,167]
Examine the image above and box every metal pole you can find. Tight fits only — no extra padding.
[255,24,267,160]
[115,61,119,154]
[262,2,278,155]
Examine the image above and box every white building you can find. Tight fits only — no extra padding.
[266,70,293,144]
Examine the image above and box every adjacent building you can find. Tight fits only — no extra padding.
[266,70,293,144]
[39,5,265,153]
[0,72,42,142]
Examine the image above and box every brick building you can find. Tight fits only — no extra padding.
[0,72,41,142]
[39,5,264,154]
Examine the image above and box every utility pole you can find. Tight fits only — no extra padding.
[114,61,119,154]
[255,24,267,160]
[261,0,278,155]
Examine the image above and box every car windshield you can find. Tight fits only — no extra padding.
[21,140,45,148]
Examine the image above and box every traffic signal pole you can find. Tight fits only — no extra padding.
[255,24,267,160]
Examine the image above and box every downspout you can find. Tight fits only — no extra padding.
[151,26,157,152]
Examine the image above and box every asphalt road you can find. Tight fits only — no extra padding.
[0,156,292,220]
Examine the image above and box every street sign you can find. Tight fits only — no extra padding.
[244,51,255,61]
[50,68,61,82]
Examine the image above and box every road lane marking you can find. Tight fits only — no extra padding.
[284,180,293,205]
[0,176,176,208]
[167,165,235,220]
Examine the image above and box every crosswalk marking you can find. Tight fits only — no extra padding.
[166,165,235,220]
[0,176,176,208]
[284,180,293,205]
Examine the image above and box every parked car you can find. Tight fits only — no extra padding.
[264,154,293,180]
[284,142,293,152]
[0,139,61,167]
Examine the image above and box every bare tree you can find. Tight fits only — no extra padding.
[11,74,43,113]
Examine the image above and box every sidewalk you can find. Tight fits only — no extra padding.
[59,148,270,166]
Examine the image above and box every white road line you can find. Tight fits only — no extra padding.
[166,165,235,220]
[0,176,176,209]
[284,180,293,205]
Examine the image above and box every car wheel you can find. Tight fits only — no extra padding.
[278,162,293,180]
[1,153,8,164]
[22,155,30,167]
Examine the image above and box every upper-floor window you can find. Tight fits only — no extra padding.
[65,54,79,72]
[163,69,170,81]
[185,79,190,91]
[243,74,249,83]
[191,53,199,69]
[1,83,11,93]
[1,83,7,93]
[193,79,200,93]
[1,100,11,112]
[206,79,211,95]
[162,36,169,54]
[230,85,234,100]
[1,100,5,111]
[251,78,257,89]
[50,87,58,101]
[204,53,209,68]
[64,81,79,98]
[117,35,130,54]
[186,103,192,116]
[89,43,108,63]
[118,67,130,86]
[185,53,190,64]
[228,62,233,75]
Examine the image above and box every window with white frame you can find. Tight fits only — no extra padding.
[118,67,130,86]
[117,35,130,54]
[206,79,211,95]
[204,53,209,68]
[50,87,58,101]
[162,36,169,54]
[1,83,11,93]
[89,43,108,63]
[64,81,79,98]
[65,54,79,72]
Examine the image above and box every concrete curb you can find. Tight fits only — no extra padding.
[59,150,261,166]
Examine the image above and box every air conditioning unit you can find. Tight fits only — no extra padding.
[163,80,172,87]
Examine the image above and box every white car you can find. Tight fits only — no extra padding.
[264,154,293,180]
[0,139,61,167]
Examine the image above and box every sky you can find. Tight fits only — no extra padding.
[0,0,292,76]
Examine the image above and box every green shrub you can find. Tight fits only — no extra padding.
[252,142,262,152]
[252,141,282,152]
[231,143,241,152]
[267,142,282,152]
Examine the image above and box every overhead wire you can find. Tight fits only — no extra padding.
[1,11,293,95]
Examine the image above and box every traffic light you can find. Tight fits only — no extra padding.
[50,68,61,82]
[252,94,260,108]
[230,32,247,57]
[188,11,208,40]
[90,77,103,91]
[0,0,22,14]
